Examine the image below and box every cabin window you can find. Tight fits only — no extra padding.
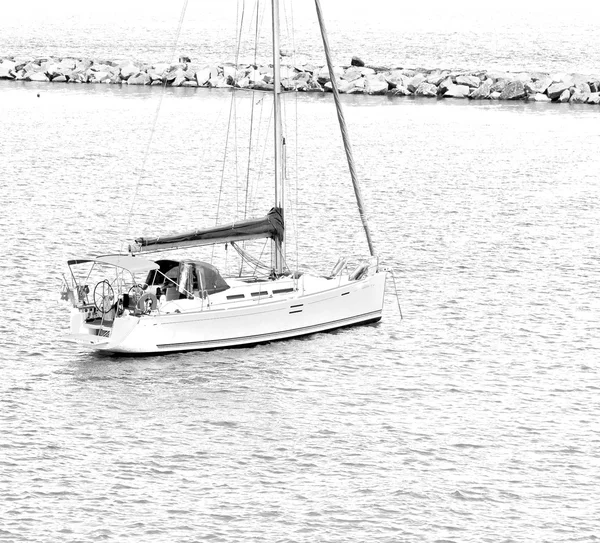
[273,288,294,295]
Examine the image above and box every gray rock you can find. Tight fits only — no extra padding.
[456,75,480,88]
[574,82,591,94]
[211,76,231,88]
[172,74,187,87]
[69,70,88,83]
[587,93,600,104]
[249,80,271,91]
[487,71,510,81]
[324,78,342,92]
[280,66,295,80]
[23,61,44,74]
[336,78,364,94]
[346,85,365,95]
[383,69,408,88]
[247,68,263,85]
[444,84,470,98]
[414,82,438,97]
[499,80,526,100]
[547,82,570,100]
[92,63,113,74]
[89,70,111,83]
[489,91,502,100]
[341,66,363,82]
[490,78,510,93]
[0,60,15,79]
[316,65,332,85]
[528,93,550,102]
[400,69,418,77]
[351,56,365,67]
[525,76,552,94]
[165,67,184,82]
[195,66,212,86]
[393,85,412,96]
[358,66,376,77]
[74,59,93,73]
[569,91,588,103]
[58,58,76,71]
[550,72,573,86]
[236,76,251,89]
[147,68,165,82]
[426,70,449,86]
[407,73,426,93]
[364,74,389,95]
[147,63,170,81]
[119,62,140,79]
[293,71,311,83]
[26,71,49,82]
[127,72,151,85]
[571,74,590,88]
[45,60,64,79]
[470,81,491,99]
[222,64,238,81]
[437,77,453,95]
[557,89,571,103]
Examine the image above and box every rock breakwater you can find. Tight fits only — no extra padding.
[1,55,599,105]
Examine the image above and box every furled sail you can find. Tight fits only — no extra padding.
[130,207,284,253]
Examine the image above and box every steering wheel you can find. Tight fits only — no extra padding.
[93,280,115,314]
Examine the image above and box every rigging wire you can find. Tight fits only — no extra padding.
[243,0,262,221]
[233,0,247,220]
[389,269,404,319]
[122,0,189,252]
[314,0,376,258]
[231,242,271,272]
[212,0,246,264]
[286,0,300,274]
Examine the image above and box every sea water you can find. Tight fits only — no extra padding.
[1,3,600,542]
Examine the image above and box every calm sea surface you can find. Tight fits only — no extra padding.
[2,3,600,542]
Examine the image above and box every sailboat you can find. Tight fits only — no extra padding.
[60,0,388,354]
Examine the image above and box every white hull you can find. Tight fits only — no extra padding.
[68,271,387,354]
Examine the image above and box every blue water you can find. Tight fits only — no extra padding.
[2,4,600,542]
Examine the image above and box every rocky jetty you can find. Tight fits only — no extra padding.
[1,55,599,105]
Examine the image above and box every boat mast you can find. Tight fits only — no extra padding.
[314,0,376,257]
[272,0,285,274]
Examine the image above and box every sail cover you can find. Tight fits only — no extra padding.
[131,207,283,253]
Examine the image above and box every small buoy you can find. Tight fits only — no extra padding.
[37,93,40,98]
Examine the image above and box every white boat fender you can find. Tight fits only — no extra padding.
[137,292,158,313]
[349,262,368,281]
[329,257,347,278]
